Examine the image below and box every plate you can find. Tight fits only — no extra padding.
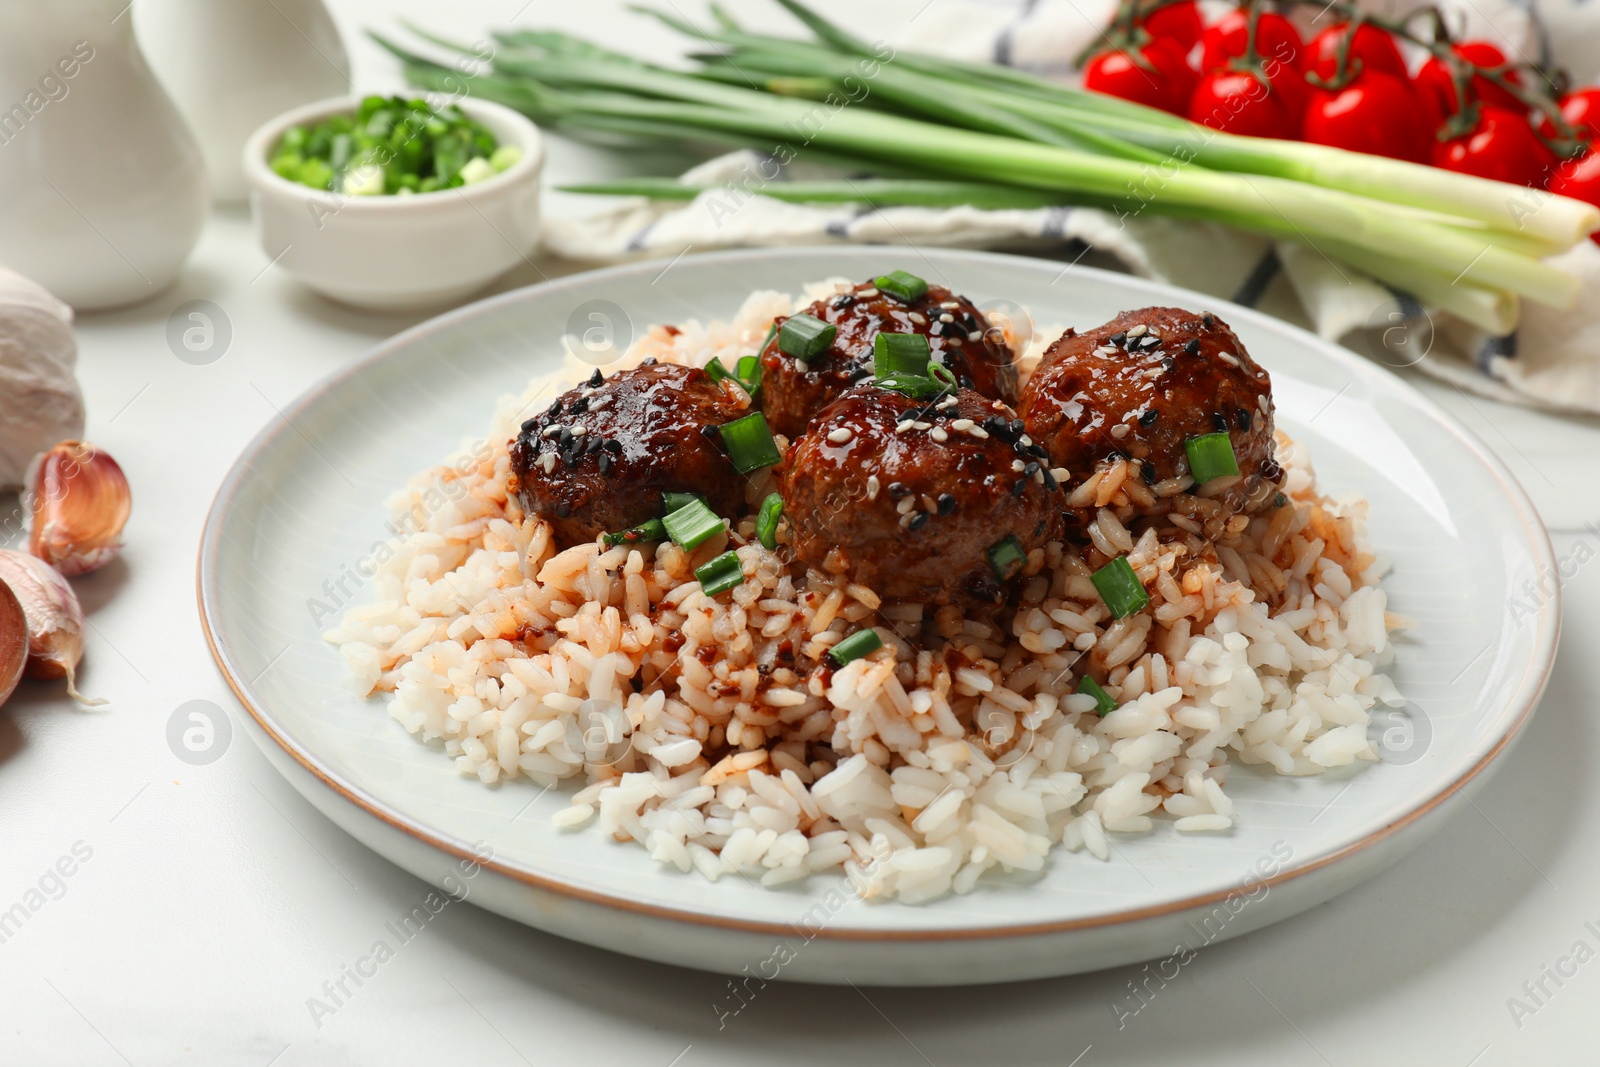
[199,247,1559,985]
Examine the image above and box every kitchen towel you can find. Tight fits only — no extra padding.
[541,0,1600,414]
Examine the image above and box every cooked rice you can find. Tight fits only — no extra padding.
[324,280,1402,904]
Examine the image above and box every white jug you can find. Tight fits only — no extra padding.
[136,0,350,203]
[0,0,207,310]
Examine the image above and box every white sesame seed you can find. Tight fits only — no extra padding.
[1110,424,1130,439]
[940,300,960,309]
[930,427,948,442]
[939,313,954,324]
[795,359,810,373]
[967,330,982,342]
[1094,345,1116,357]
[1050,467,1070,482]
[827,427,854,444]
[907,311,927,324]
[967,426,989,439]
[1019,434,1033,447]
[920,494,937,512]
[1140,336,1158,348]
[858,287,879,298]
[951,418,974,431]
[948,337,963,347]
[1127,323,1148,338]
[899,512,914,528]
[912,421,932,431]
[866,475,880,500]
[539,453,557,473]
[896,420,914,433]
[570,425,587,436]
[938,396,958,409]
[1011,459,1025,473]
[1033,470,1044,484]
[897,496,916,515]
[542,426,562,438]
[1219,352,1241,367]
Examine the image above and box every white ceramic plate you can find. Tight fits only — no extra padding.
[199,247,1559,985]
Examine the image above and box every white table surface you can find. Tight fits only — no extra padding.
[4,2,1600,1064]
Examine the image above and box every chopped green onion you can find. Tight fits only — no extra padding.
[694,550,745,595]
[830,628,883,666]
[1090,556,1150,619]
[873,373,942,399]
[662,491,704,515]
[662,498,724,549]
[705,356,734,384]
[928,362,958,390]
[735,354,763,397]
[873,332,931,377]
[778,313,835,361]
[719,411,782,474]
[874,270,928,303]
[603,517,667,547]
[986,535,1026,581]
[1078,675,1117,716]
[756,492,784,550]
[1185,432,1241,484]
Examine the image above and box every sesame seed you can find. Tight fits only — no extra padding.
[1184,339,1200,355]
[1219,352,1241,367]
[701,424,720,439]
[597,454,614,475]
[1110,424,1130,439]
[1019,434,1033,447]
[544,399,562,418]
[1212,412,1229,432]
[858,287,879,298]
[1049,466,1070,482]
[1236,408,1251,431]
[951,418,974,431]
[937,493,956,515]
[937,396,959,409]
[1012,459,1026,473]
[1094,345,1115,357]
[555,503,571,518]
[912,421,932,431]
[1012,478,1027,497]
[948,337,963,347]
[1140,336,1158,348]
[908,511,929,530]
[588,369,603,387]
[907,311,926,324]
[1140,463,1157,485]
[919,494,936,512]
[866,475,880,500]
[542,425,562,439]
[569,397,589,415]
[897,496,917,515]
[520,418,538,433]
[570,425,587,437]
[539,453,557,473]
[930,427,948,442]
[1024,461,1040,476]
[887,481,910,498]
[641,357,658,366]
[940,300,960,309]
[966,426,989,439]
[795,359,811,373]
[1203,313,1215,328]
[1109,331,1126,346]
[1139,409,1159,427]
[1127,324,1148,338]
[967,330,982,342]
[1033,469,1044,485]
[939,313,954,324]
[827,427,854,444]
[557,427,573,445]
[603,438,623,453]
[896,420,915,433]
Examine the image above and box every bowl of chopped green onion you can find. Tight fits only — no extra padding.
[244,94,543,310]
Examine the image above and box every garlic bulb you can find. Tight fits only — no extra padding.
[0,579,24,708]
[28,441,131,576]
[0,550,104,706]
[0,266,85,490]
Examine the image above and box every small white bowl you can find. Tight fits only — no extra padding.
[243,95,543,311]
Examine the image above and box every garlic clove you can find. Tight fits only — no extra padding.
[0,578,24,707]
[0,549,104,706]
[27,440,130,577]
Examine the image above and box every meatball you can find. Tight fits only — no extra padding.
[780,384,1060,606]
[508,362,752,545]
[759,278,1019,438]
[1019,307,1280,517]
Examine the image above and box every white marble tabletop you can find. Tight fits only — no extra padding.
[3,2,1599,1064]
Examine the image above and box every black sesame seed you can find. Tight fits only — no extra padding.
[597,454,614,475]
[888,481,911,498]
[569,396,589,416]
[1009,419,1025,438]
[1211,412,1228,433]
[603,438,623,454]
[700,423,720,439]
[1162,357,1175,371]
[557,427,573,445]
[1202,313,1215,328]
[1139,409,1159,427]
[641,356,658,366]
[1024,461,1040,476]
[982,415,1007,436]
[1107,449,1129,463]
[1012,477,1027,497]
[1140,463,1158,485]
[1041,468,1058,491]
[1236,408,1251,431]
[937,493,956,515]
[908,511,930,530]
[1034,519,1047,538]
[834,294,855,310]
[520,418,538,433]
[588,369,604,387]
[544,399,562,418]
[555,503,571,518]
[1184,339,1200,355]
[1109,331,1126,346]
[587,437,604,454]
[1026,443,1050,460]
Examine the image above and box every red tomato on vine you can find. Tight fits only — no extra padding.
[1305,23,1407,83]
[1199,9,1303,72]
[1416,41,1524,116]
[1302,71,1429,162]
[1084,38,1197,115]
[1189,68,1300,139]
[1432,107,1557,186]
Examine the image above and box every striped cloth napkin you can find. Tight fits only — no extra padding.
[542,0,1600,413]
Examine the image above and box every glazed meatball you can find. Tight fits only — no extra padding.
[780,385,1060,606]
[1019,307,1280,517]
[509,362,751,545]
[759,278,1019,438]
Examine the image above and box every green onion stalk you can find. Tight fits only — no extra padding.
[371,0,1600,329]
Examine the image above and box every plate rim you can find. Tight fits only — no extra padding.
[198,246,1561,940]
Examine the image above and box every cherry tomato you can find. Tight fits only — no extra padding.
[1302,71,1428,161]
[1538,87,1600,144]
[1140,0,1205,53]
[1199,9,1303,73]
[1188,68,1299,139]
[1546,152,1600,243]
[1432,107,1557,187]
[1084,38,1196,115]
[1415,41,1524,116]
[1306,23,1407,83]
